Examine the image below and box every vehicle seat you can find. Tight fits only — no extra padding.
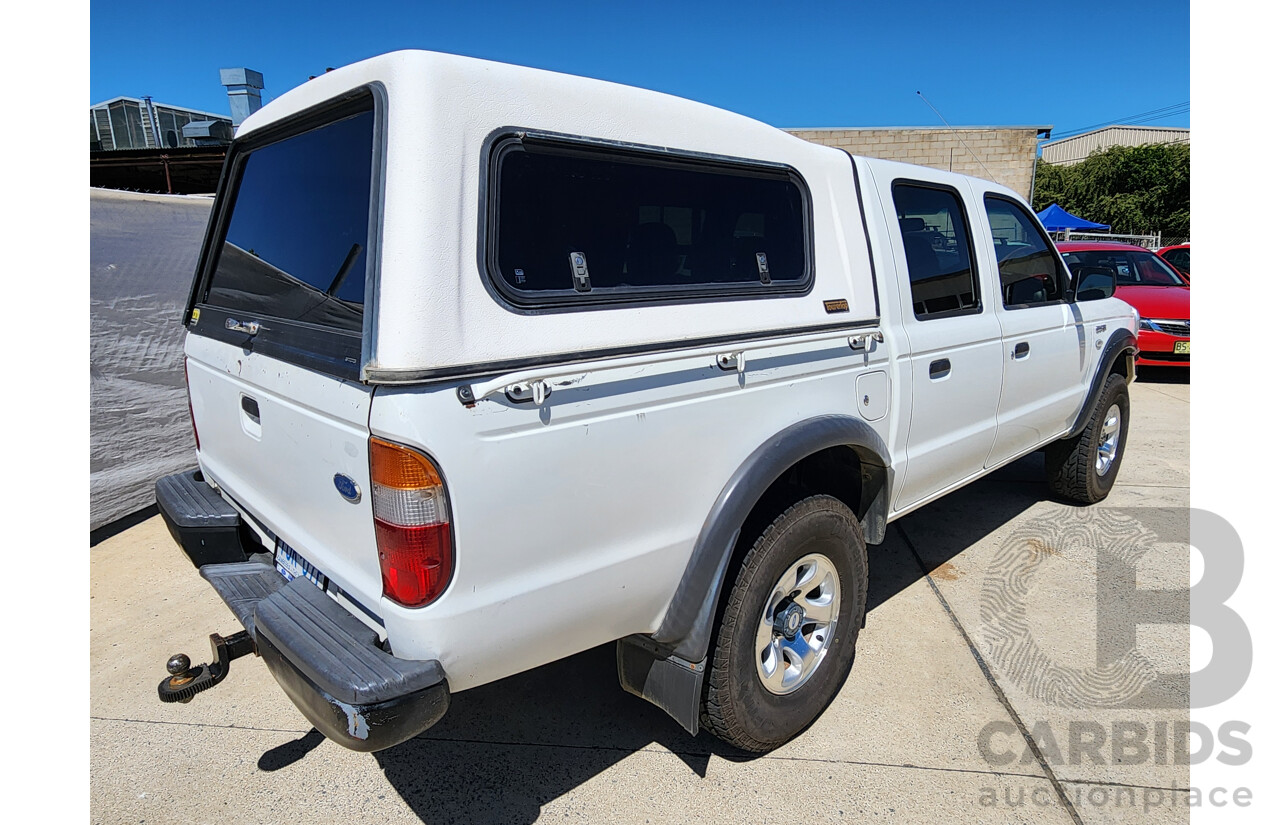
[901,232,941,280]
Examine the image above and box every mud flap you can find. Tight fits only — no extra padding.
[616,634,704,735]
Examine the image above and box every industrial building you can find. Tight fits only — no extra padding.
[787,126,1051,201]
[90,68,264,194]
[1040,125,1190,166]
[90,97,233,151]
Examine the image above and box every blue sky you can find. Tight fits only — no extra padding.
[90,0,1189,136]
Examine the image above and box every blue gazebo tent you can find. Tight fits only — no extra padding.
[1036,203,1110,232]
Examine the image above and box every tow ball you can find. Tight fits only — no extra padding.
[157,630,257,703]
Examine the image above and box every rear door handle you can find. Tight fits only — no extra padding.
[929,358,951,379]
[1012,342,1030,359]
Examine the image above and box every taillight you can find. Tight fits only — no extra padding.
[184,357,200,451]
[370,438,454,607]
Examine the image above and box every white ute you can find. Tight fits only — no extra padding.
[154,50,1138,753]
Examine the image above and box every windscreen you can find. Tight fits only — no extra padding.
[203,105,375,332]
[1060,249,1187,287]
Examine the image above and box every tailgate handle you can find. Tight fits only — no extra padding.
[241,395,260,423]
[225,318,261,336]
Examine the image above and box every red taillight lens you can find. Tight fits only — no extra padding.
[184,357,200,451]
[373,521,453,608]
[370,438,454,607]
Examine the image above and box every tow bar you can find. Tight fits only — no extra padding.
[157,630,257,703]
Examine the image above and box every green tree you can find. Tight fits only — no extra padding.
[1031,159,1068,213]
[1032,143,1190,238]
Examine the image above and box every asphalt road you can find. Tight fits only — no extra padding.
[90,370,1190,824]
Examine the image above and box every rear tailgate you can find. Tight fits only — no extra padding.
[180,88,385,615]
[186,334,381,611]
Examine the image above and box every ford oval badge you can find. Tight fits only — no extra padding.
[333,473,361,503]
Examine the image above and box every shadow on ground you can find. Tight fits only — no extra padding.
[871,451,1051,609]
[262,453,1058,824]
[372,643,753,824]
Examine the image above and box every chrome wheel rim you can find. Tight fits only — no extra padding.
[1096,403,1122,476]
[756,553,841,695]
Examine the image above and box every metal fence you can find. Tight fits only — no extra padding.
[1050,230,1188,250]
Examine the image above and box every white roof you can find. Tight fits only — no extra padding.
[233,51,963,379]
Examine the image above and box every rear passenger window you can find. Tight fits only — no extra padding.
[487,135,811,307]
[983,196,1068,307]
[891,182,980,319]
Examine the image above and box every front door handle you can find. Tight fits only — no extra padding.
[929,358,951,379]
[1012,342,1030,359]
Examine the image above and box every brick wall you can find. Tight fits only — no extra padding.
[786,127,1042,200]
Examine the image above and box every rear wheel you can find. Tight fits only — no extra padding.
[702,494,867,752]
[1045,373,1130,504]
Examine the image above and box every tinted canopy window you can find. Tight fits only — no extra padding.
[892,183,979,318]
[204,106,374,332]
[983,196,1067,307]
[491,140,809,304]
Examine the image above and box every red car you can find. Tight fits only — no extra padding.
[1057,242,1190,367]
[1157,243,1191,279]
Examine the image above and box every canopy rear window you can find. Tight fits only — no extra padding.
[201,99,376,333]
[486,135,812,308]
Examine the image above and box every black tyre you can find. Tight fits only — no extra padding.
[1045,373,1130,504]
[702,494,868,752]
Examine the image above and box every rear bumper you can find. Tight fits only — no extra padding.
[252,573,450,752]
[155,469,251,567]
[154,470,450,752]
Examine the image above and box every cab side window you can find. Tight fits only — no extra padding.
[1163,247,1190,273]
[891,182,980,319]
[983,196,1068,307]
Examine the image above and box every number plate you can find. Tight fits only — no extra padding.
[1174,341,1190,354]
[275,539,328,590]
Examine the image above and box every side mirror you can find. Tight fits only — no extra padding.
[1072,265,1117,302]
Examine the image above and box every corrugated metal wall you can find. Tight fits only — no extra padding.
[1041,127,1190,166]
[90,99,233,150]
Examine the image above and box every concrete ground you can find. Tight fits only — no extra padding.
[90,370,1190,824]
